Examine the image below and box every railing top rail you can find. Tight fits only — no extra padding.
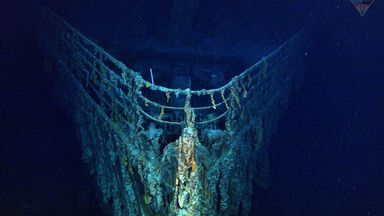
[40,5,306,97]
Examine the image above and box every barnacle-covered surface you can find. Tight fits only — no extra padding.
[37,5,306,216]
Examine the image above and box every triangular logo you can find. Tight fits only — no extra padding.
[351,0,375,16]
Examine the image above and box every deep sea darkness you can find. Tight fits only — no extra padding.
[1,0,383,215]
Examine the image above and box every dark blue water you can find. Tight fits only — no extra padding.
[1,0,383,215]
